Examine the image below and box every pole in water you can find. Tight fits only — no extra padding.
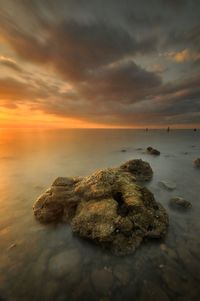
[167,127,170,132]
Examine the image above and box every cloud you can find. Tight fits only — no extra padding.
[165,49,200,63]
[0,56,23,72]
[0,0,199,127]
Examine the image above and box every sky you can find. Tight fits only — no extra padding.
[0,0,200,128]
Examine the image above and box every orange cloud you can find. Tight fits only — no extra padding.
[166,49,200,63]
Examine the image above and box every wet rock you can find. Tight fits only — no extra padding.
[33,191,64,223]
[162,266,185,293]
[113,264,130,285]
[33,250,50,277]
[48,249,81,280]
[91,268,113,293]
[147,146,160,155]
[160,244,177,260]
[159,180,176,190]
[33,177,81,223]
[177,246,200,281]
[72,277,95,301]
[170,197,192,209]
[194,158,200,167]
[139,281,170,301]
[161,264,198,297]
[72,169,168,255]
[120,159,153,181]
[33,161,168,255]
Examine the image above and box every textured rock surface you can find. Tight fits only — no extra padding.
[120,159,153,181]
[33,160,168,255]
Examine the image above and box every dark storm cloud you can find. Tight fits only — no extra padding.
[0,0,199,127]
[0,16,158,81]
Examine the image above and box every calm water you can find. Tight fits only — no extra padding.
[0,129,200,301]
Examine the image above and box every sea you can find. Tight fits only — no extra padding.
[0,128,200,301]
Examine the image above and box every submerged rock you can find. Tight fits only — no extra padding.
[159,180,176,190]
[91,268,113,293]
[194,158,200,168]
[139,281,170,301]
[170,197,192,209]
[33,160,168,255]
[48,249,81,280]
[147,146,160,155]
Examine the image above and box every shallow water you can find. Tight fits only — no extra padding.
[0,128,200,301]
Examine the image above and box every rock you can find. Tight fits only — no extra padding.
[194,158,200,167]
[162,265,200,298]
[33,176,81,223]
[121,149,127,152]
[72,169,168,255]
[113,264,130,285]
[147,146,160,155]
[160,244,177,260]
[120,159,153,181]
[72,277,95,301]
[162,266,185,294]
[48,249,81,280]
[33,191,64,223]
[33,161,168,255]
[170,197,192,209]
[33,250,50,277]
[139,281,170,301]
[159,180,176,190]
[91,268,113,293]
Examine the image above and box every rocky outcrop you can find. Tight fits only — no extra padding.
[194,158,200,167]
[120,159,153,181]
[33,160,168,255]
[147,146,160,155]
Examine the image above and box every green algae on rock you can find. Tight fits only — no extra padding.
[33,159,168,255]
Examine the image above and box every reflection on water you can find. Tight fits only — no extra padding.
[0,129,200,301]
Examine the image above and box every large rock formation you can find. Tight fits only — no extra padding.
[33,159,168,255]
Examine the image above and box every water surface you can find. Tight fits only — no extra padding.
[0,129,200,301]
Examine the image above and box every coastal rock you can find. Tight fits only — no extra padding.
[159,180,176,190]
[194,158,200,167]
[120,159,153,181]
[33,176,81,223]
[170,197,192,209]
[147,146,160,155]
[33,161,168,255]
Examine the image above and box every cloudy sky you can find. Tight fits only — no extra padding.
[0,0,200,128]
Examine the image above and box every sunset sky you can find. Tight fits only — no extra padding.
[0,0,200,128]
